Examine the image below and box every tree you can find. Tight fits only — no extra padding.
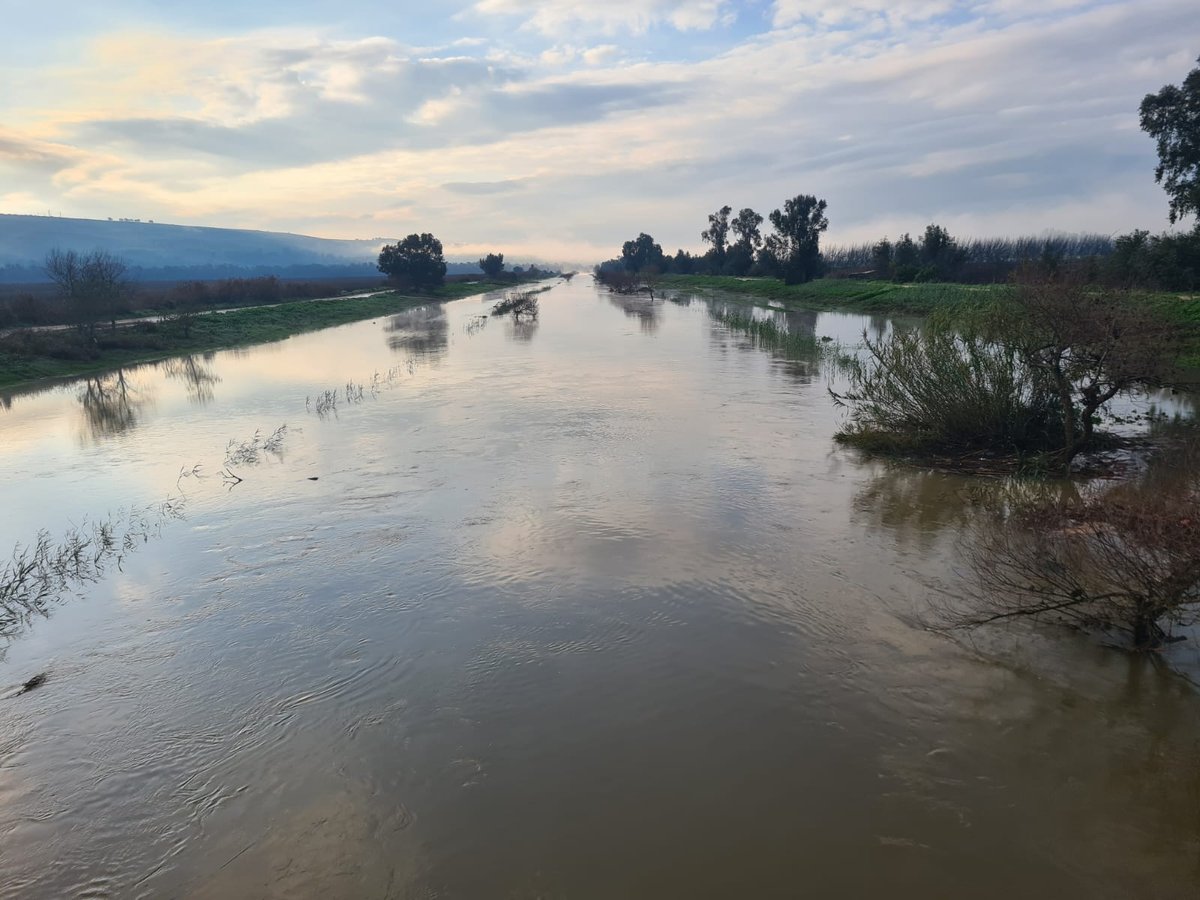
[44,248,128,338]
[891,233,920,281]
[728,208,764,276]
[871,238,893,278]
[918,224,965,280]
[957,472,1200,651]
[478,252,505,278]
[701,205,733,271]
[1140,55,1200,224]
[1006,272,1180,467]
[620,233,665,273]
[764,194,828,285]
[378,234,446,290]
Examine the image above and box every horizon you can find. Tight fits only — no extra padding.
[1,1,1196,260]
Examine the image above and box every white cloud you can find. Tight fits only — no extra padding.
[469,0,734,35]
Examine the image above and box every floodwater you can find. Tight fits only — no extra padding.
[0,279,1197,898]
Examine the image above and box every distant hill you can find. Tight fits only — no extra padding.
[0,215,533,282]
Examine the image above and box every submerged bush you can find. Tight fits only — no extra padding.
[831,322,1060,457]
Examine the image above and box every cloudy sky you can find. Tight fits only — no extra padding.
[1,1,1195,261]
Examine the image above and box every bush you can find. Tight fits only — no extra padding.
[832,322,1060,457]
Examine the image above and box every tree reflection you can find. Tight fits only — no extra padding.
[163,354,221,406]
[78,369,149,443]
[607,294,660,334]
[385,305,449,362]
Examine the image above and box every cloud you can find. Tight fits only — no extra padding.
[0,1,1194,258]
[469,0,735,35]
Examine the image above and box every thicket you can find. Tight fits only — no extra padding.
[832,272,1181,468]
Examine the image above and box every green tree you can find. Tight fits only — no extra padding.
[701,205,733,271]
[727,208,764,275]
[871,238,893,278]
[1140,55,1200,224]
[378,234,447,290]
[918,224,965,280]
[479,252,505,278]
[764,194,828,285]
[621,233,665,272]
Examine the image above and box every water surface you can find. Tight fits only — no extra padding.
[1,280,1198,898]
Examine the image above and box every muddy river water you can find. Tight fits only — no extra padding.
[0,279,1197,897]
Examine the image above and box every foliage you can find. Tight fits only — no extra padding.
[491,290,540,320]
[764,194,829,285]
[1140,55,1200,224]
[479,252,506,278]
[831,273,1182,465]
[832,321,1060,457]
[701,205,733,270]
[1106,226,1200,290]
[377,233,447,290]
[620,233,666,273]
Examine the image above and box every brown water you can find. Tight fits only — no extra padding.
[0,280,1198,898]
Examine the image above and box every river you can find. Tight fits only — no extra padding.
[0,278,1197,897]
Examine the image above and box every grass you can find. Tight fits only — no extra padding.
[666,274,1200,367]
[708,306,824,355]
[0,280,516,390]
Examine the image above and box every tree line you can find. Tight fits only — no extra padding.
[600,193,831,286]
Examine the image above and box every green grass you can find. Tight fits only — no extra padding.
[662,274,1003,314]
[666,274,1200,368]
[0,280,515,390]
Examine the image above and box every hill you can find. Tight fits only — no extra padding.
[0,215,510,282]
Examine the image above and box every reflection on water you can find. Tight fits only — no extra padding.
[164,354,222,406]
[385,303,448,360]
[607,292,660,333]
[78,370,150,444]
[0,279,1198,898]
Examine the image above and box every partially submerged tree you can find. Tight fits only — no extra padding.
[44,248,128,338]
[956,472,1200,651]
[764,194,829,284]
[378,233,447,290]
[1005,272,1180,466]
[833,272,1181,467]
[1140,55,1200,224]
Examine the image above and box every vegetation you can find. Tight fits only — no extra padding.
[0,280,517,389]
[956,456,1200,650]
[763,194,829,285]
[377,233,447,290]
[1140,54,1200,225]
[44,248,129,338]
[490,290,540,320]
[479,252,506,278]
[709,307,821,356]
[832,273,1182,468]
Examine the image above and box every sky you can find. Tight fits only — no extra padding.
[0,0,1195,262]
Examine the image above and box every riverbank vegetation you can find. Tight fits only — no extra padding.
[832,273,1183,469]
[0,280,519,389]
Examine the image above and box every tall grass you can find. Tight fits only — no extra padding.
[709,306,824,355]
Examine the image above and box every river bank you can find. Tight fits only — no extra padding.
[662,274,1200,365]
[0,280,519,390]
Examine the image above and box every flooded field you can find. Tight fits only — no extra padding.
[1,278,1198,897]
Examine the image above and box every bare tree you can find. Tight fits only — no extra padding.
[44,248,129,338]
[953,469,1200,651]
[1007,271,1181,467]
